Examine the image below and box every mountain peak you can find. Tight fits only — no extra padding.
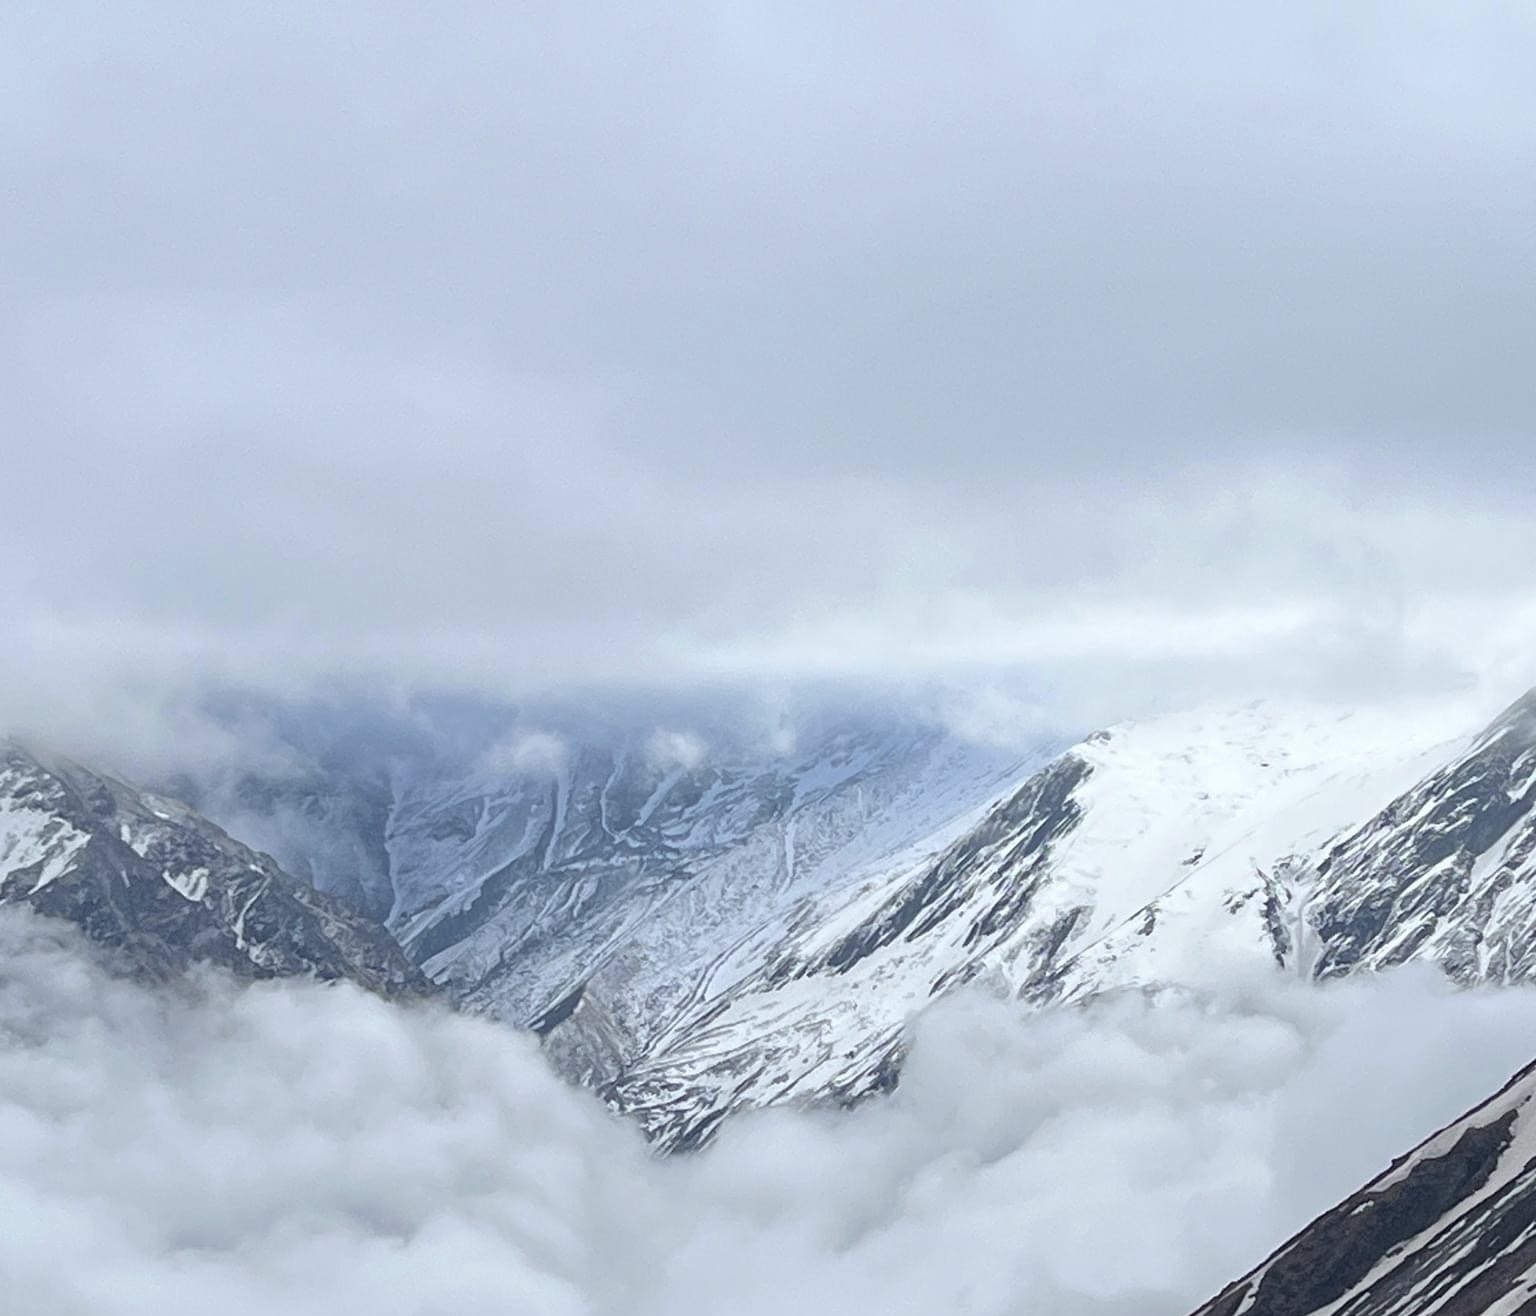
[0,741,429,998]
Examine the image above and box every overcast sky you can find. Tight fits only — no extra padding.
[5,2,1535,737]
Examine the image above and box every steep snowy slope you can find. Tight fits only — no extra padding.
[0,743,427,996]
[592,696,1509,1147]
[1190,1055,1536,1316]
[1052,689,1536,1002]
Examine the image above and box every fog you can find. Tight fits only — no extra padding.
[4,907,1534,1316]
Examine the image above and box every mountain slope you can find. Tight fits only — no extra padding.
[1051,689,1536,1003]
[173,707,1039,1121]
[0,743,428,996]
[161,686,1536,1150]
[591,698,1493,1145]
[1190,1055,1536,1316]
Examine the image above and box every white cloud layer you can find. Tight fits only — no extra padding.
[5,908,1536,1316]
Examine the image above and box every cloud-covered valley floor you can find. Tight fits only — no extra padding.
[3,907,1532,1316]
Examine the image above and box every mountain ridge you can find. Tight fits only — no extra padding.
[1189,1051,1536,1316]
[0,741,429,998]
[12,683,1536,1154]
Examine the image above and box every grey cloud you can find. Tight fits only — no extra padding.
[2,3,1533,724]
[13,3,1533,464]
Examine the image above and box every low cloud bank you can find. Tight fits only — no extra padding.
[3,908,1534,1315]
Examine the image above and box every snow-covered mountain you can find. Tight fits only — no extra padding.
[20,683,1536,1303]
[0,742,427,997]
[1190,1052,1536,1315]
[569,696,1495,1144]
[574,688,1536,1147]
[1051,688,1536,1001]
[171,702,1043,1143]
[27,681,1536,1150]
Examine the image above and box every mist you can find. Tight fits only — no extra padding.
[3,907,1534,1316]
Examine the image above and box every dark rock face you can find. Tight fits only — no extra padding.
[0,743,429,999]
[1310,691,1536,984]
[815,755,1091,977]
[1191,1058,1536,1316]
